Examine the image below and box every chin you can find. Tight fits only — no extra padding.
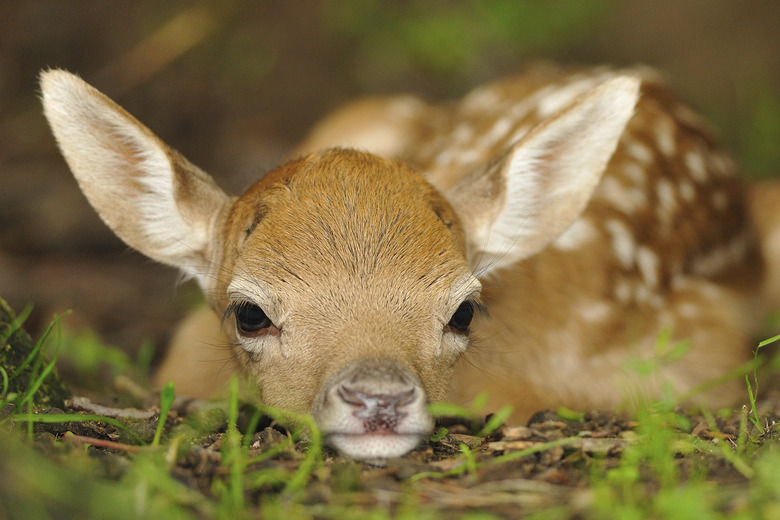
[327,431,428,464]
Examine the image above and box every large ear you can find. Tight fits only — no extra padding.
[40,69,230,283]
[446,76,640,277]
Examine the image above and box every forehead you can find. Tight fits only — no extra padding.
[224,149,469,294]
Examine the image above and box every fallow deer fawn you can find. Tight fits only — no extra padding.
[41,66,771,462]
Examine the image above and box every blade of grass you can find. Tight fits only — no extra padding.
[427,401,477,420]
[745,375,763,434]
[18,329,63,409]
[0,365,8,397]
[459,443,478,476]
[284,413,322,493]
[220,376,245,512]
[9,307,54,379]
[427,400,481,433]
[14,314,66,440]
[242,407,264,448]
[747,334,780,433]
[477,405,512,437]
[152,382,175,446]
[556,407,585,421]
[135,338,156,376]
[0,303,33,346]
[737,404,749,454]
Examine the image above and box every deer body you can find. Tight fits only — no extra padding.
[41,66,765,462]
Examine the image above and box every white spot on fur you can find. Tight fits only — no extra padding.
[597,177,646,214]
[654,178,679,227]
[691,233,750,277]
[578,300,613,322]
[454,148,484,166]
[672,277,724,302]
[636,246,660,288]
[710,153,734,178]
[452,123,475,143]
[685,151,707,183]
[674,104,705,128]
[462,85,503,111]
[635,284,652,304]
[656,178,677,215]
[553,218,598,251]
[633,284,663,308]
[622,162,647,186]
[678,303,700,318]
[626,141,653,164]
[435,150,454,166]
[391,96,427,116]
[478,116,515,149]
[654,116,676,156]
[605,219,636,268]
[614,280,632,303]
[679,180,696,202]
[509,101,534,119]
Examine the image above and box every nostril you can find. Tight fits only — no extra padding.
[337,385,367,408]
[337,385,418,423]
[395,388,416,407]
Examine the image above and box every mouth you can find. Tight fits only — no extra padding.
[325,430,428,462]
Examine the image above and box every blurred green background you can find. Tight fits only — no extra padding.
[1,0,778,359]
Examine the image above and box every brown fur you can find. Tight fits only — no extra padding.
[209,150,472,413]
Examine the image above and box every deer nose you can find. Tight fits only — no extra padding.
[336,384,417,431]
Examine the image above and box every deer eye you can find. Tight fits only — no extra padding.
[447,301,475,333]
[233,302,271,335]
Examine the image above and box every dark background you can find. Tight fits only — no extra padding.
[1,0,778,361]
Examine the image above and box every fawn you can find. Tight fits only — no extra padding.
[41,65,774,462]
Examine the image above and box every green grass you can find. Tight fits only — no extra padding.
[1,306,67,411]
[577,335,780,520]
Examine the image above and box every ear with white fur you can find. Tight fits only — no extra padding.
[40,69,230,284]
[447,75,640,277]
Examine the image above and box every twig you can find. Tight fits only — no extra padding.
[63,431,141,453]
[66,396,157,420]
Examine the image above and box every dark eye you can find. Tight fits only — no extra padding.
[234,302,271,335]
[448,301,474,333]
